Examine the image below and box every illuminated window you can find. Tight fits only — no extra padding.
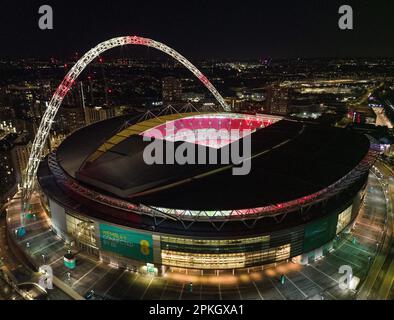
[161,235,269,246]
[336,205,352,234]
[161,244,290,269]
[66,214,97,248]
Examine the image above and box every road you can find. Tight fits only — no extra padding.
[0,198,71,300]
[349,82,384,108]
[357,162,394,299]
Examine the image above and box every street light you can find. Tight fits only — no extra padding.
[66,272,72,284]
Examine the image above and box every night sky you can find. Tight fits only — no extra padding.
[0,0,393,59]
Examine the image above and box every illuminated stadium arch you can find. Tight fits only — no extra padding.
[22,36,230,211]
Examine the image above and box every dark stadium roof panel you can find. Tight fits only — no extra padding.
[56,114,371,211]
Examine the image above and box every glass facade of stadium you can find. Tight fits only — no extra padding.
[42,186,364,275]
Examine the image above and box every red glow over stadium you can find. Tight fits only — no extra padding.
[141,113,278,148]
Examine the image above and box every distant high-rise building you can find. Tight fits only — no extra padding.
[265,85,289,115]
[84,105,119,125]
[63,83,83,109]
[3,84,39,119]
[30,100,46,121]
[162,77,182,106]
[10,134,31,184]
[0,134,17,202]
[55,105,86,135]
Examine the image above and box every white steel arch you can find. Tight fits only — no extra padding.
[22,36,230,213]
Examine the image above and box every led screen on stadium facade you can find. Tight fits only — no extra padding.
[99,224,153,262]
[303,213,338,252]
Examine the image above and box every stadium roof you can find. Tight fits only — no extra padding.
[57,113,370,211]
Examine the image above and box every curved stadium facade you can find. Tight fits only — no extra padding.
[37,111,378,274]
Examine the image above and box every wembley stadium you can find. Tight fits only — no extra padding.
[36,109,378,275]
